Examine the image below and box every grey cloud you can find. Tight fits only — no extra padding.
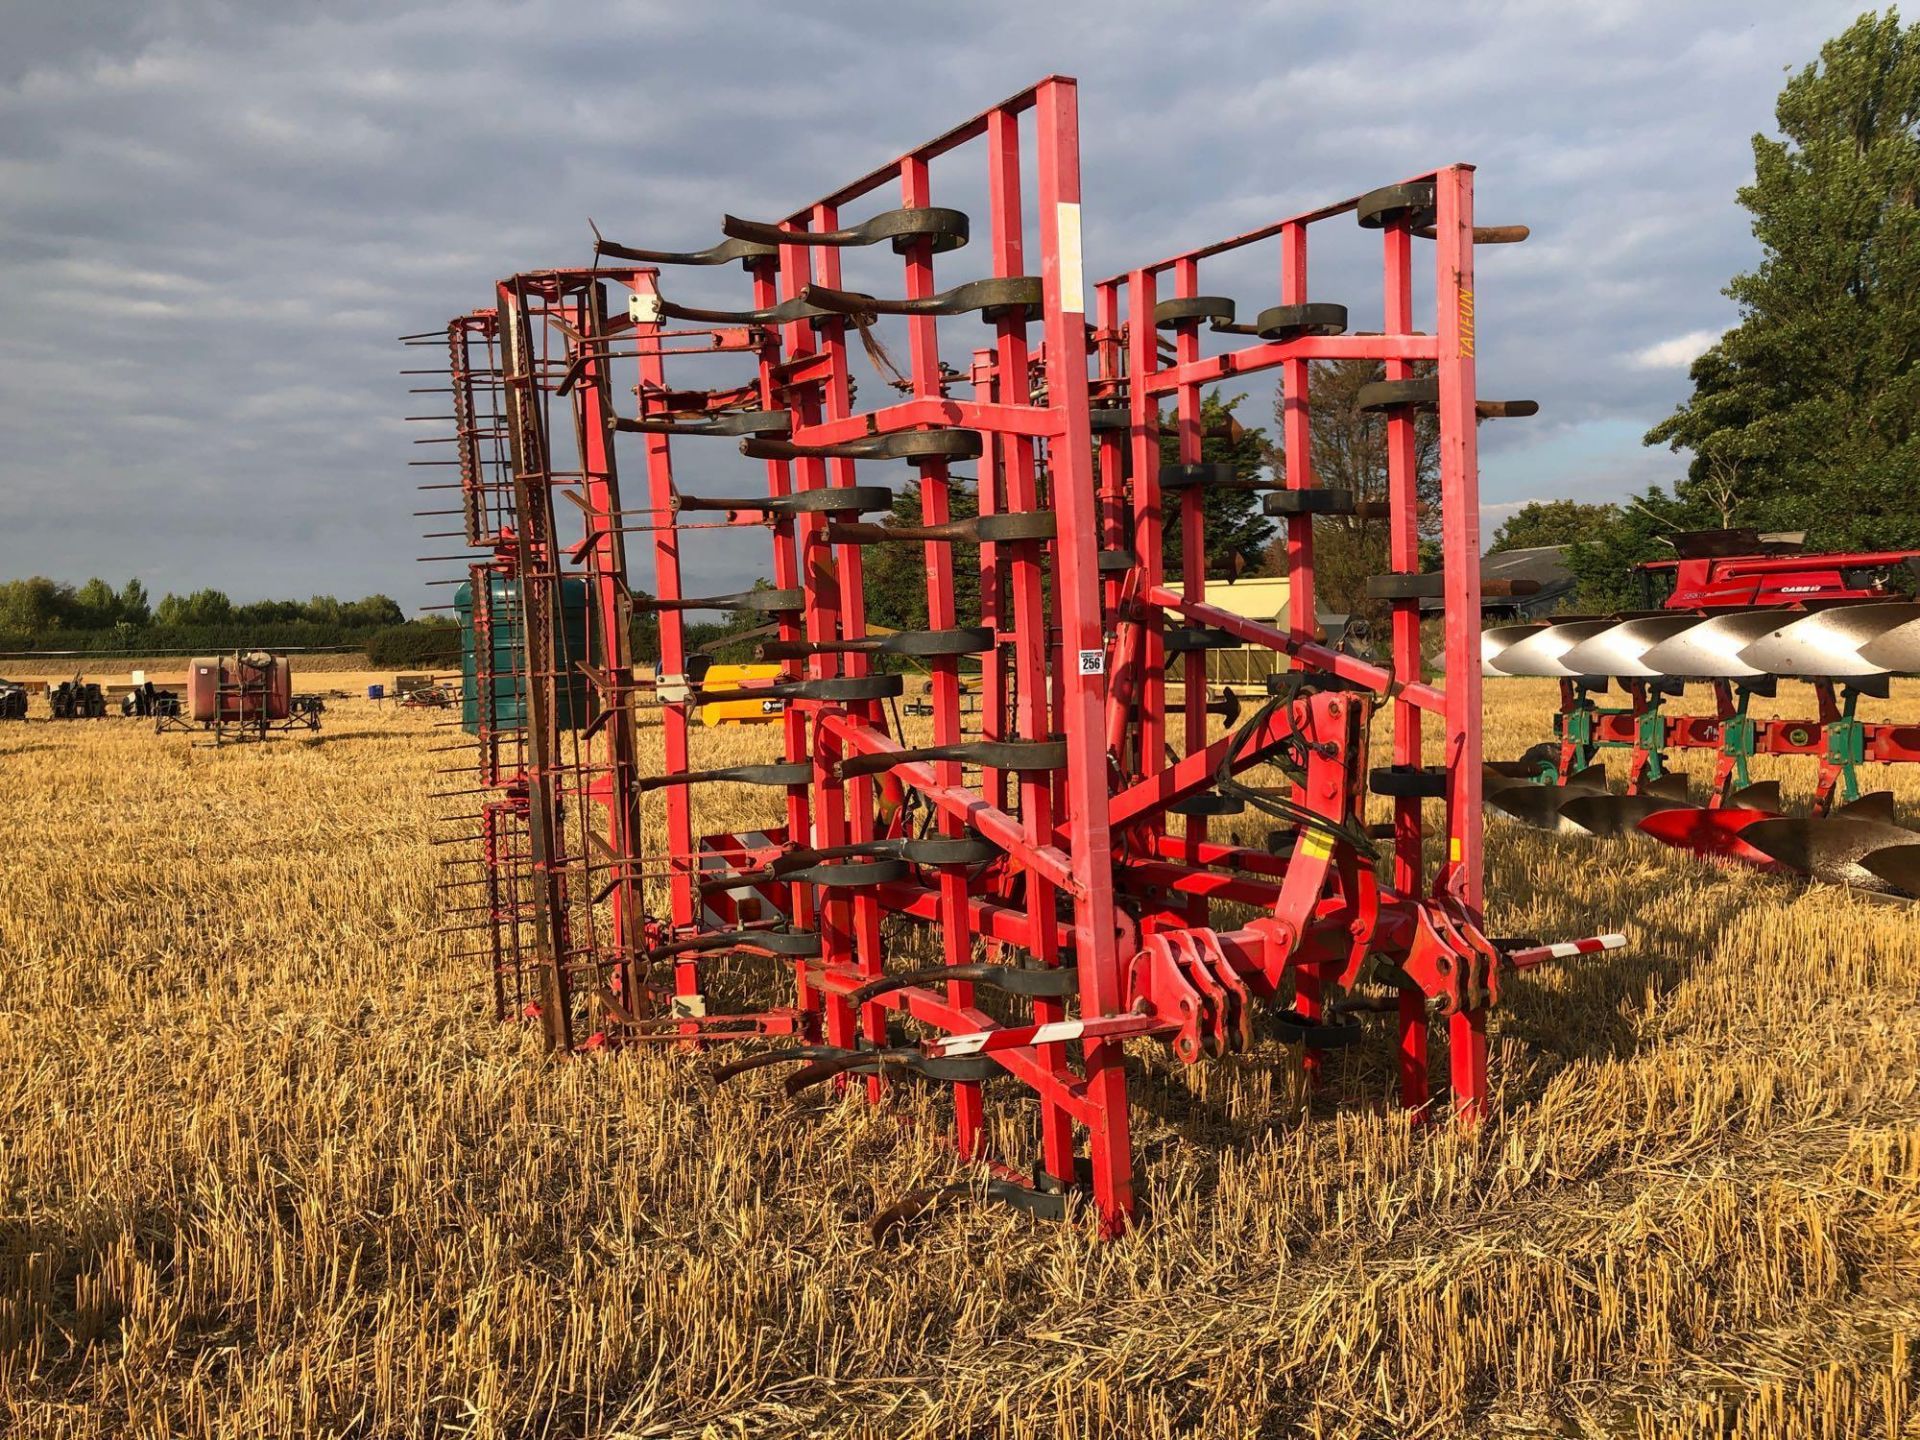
[0,0,1864,604]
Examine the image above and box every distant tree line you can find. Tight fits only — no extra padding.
[0,574,456,667]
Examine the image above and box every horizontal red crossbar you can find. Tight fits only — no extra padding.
[1146,586,1447,712]
[1144,335,1439,394]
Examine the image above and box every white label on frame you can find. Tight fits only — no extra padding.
[1078,648,1105,676]
[1056,202,1086,314]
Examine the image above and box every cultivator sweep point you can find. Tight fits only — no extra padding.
[414,78,1625,1234]
[1486,531,1920,898]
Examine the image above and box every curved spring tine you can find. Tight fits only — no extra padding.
[723,206,969,254]
[845,961,1078,1006]
[643,928,821,963]
[674,485,891,516]
[775,858,909,889]
[695,674,903,704]
[709,1044,852,1084]
[826,510,1055,546]
[800,276,1041,321]
[631,587,803,614]
[759,626,995,661]
[635,762,811,792]
[655,294,838,327]
[612,410,792,438]
[783,1048,1000,1096]
[838,739,1066,780]
[591,224,777,268]
[742,428,982,464]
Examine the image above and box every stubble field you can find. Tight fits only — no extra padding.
[1,679,1916,1438]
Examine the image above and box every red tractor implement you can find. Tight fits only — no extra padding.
[1485,528,1920,896]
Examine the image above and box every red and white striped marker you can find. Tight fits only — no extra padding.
[930,1012,1166,1057]
[1503,933,1628,970]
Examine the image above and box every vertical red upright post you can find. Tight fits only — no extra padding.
[1035,76,1133,1227]
[1433,165,1488,1115]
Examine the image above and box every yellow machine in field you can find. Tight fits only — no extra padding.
[697,663,785,726]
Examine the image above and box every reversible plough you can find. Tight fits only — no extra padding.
[1484,529,1920,898]
[412,77,1624,1235]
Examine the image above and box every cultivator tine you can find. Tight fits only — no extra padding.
[590,223,777,268]
[721,206,970,253]
[845,962,1079,1006]
[837,740,1066,780]
[708,1045,859,1084]
[672,484,891,516]
[781,1048,1001,1096]
[760,626,995,661]
[646,928,823,962]
[772,858,910,888]
[800,276,1042,321]
[611,410,793,438]
[695,674,903,704]
[634,762,812,791]
[741,428,982,463]
[825,511,1055,545]
[630,587,803,614]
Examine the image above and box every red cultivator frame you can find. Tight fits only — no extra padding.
[415,76,1622,1235]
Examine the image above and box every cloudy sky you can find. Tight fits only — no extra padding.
[0,0,1865,610]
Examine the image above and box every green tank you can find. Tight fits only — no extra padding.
[454,576,594,734]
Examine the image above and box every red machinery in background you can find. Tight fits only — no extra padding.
[415,77,1625,1236]
[1484,529,1920,894]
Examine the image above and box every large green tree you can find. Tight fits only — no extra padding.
[1159,392,1274,579]
[860,476,983,633]
[1488,499,1622,553]
[1265,358,1440,624]
[1646,9,1920,550]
